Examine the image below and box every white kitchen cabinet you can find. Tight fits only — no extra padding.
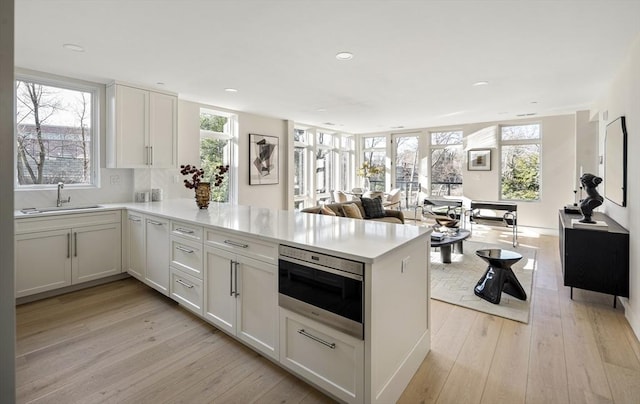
[106,83,177,168]
[279,308,364,404]
[145,215,170,296]
[170,268,203,316]
[125,213,146,281]
[204,240,278,360]
[15,211,122,298]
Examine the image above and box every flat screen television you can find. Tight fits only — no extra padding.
[604,116,627,207]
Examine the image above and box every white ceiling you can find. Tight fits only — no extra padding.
[14,0,640,134]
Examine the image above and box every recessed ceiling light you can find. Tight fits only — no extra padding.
[62,43,84,52]
[335,52,353,61]
[156,82,165,86]
[316,108,327,112]
[224,88,238,93]
[391,126,405,129]
[530,101,538,104]
[472,81,489,86]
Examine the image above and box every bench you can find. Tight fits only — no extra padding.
[469,200,518,246]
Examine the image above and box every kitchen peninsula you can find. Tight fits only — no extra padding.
[15,199,431,403]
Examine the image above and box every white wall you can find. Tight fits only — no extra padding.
[597,34,640,340]
[236,111,288,209]
[0,0,16,400]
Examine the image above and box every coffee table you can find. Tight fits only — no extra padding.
[431,229,471,263]
[474,249,527,304]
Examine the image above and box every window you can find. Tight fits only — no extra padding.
[430,131,463,196]
[293,128,311,208]
[393,134,419,208]
[200,109,236,203]
[500,124,541,201]
[361,136,386,191]
[340,136,355,192]
[15,76,99,187]
[315,132,335,202]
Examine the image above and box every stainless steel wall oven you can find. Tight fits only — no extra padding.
[278,245,364,339]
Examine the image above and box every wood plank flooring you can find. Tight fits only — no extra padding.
[16,228,640,403]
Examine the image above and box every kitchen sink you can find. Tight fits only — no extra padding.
[20,205,103,214]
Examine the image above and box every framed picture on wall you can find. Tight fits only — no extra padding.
[468,149,491,171]
[249,133,279,185]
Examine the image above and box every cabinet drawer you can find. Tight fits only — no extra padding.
[170,236,203,279]
[205,229,276,265]
[171,221,203,242]
[16,210,121,234]
[170,268,203,316]
[279,309,363,403]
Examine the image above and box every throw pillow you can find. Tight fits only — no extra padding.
[320,205,337,216]
[342,203,364,219]
[360,196,385,219]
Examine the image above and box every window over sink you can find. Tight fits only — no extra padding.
[15,73,101,189]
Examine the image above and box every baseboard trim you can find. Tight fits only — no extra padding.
[16,273,131,305]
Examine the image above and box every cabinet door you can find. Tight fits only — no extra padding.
[126,214,146,280]
[116,85,149,168]
[236,255,278,360]
[145,216,170,295]
[149,91,177,168]
[72,222,122,284]
[203,246,236,335]
[15,229,71,297]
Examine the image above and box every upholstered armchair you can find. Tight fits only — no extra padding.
[383,188,402,209]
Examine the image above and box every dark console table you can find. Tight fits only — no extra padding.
[558,211,629,307]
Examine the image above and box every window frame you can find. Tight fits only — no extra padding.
[14,72,102,190]
[199,108,237,204]
[428,130,464,197]
[499,123,542,202]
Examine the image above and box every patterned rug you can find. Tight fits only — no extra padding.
[430,240,537,323]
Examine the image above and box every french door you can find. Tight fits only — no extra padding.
[391,133,420,209]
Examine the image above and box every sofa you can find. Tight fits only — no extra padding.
[301,200,405,224]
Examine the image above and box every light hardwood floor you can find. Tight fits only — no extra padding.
[16,227,640,403]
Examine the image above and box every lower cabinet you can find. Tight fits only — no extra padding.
[204,245,279,360]
[15,211,122,298]
[170,268,203,316]
[279,308,364,404]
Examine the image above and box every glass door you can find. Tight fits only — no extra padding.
[391,134,420,209]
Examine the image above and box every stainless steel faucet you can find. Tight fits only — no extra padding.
[56,182,71,207]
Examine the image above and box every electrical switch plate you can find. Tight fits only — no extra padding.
[402,257,410,273]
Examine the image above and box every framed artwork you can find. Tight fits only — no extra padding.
[468,149,491,171]
[249,133,279,185]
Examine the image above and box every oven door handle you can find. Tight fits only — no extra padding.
[278,255,363,281]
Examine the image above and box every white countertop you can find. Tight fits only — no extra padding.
[15,198,430,262]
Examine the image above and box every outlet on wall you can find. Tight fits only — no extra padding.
[109,175,120,185]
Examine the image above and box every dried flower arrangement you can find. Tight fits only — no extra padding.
[180,164,205,189]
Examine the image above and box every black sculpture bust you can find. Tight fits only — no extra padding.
[579,173,604,223]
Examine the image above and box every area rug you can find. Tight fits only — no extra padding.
[430,240,537,323]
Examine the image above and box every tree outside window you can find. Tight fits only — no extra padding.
[430,131,463,196]
[15,79,95,186]
[200,110,233,202]
[500,124,541,201]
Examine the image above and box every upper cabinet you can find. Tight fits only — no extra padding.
[106,83,177,168]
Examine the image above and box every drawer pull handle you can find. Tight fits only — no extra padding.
[176,279,194,289]
[224,240,249,248]
[175,227,194,234]
[148,220,163,226]
[297,329,336,349]
[129,217,142,222]
[176,246,195,254]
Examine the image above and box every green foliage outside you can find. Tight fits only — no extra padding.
[200,114,229,202]
[501,151,540,200]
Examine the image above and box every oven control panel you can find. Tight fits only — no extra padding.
[279,245,364,276]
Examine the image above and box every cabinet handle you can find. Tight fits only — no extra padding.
[234,261,239,297]
[148,220,163,226]
[144,146,149,165]
[129,216,141,222]
[224,240,248,248]
[176,246,194,254]
[74,232,78,257]
[175,227,194,234]
[229,260,234,297]
[297,329,336,349]
[176,279,194,289]
[150,146,153,165]
[67,232,71,258]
